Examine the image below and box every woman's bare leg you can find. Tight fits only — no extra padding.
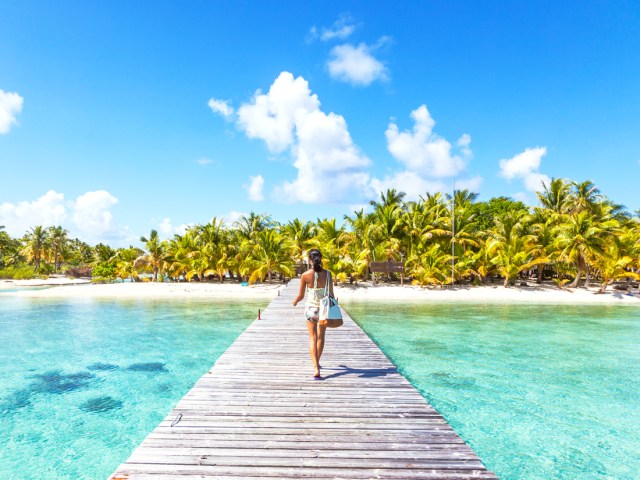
[306,320,320,377]
[316,323,327,370]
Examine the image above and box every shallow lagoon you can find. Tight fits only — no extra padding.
[343,300,640,480]
[0,296,261,479]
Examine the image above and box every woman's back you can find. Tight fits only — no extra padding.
[304,269,328,307]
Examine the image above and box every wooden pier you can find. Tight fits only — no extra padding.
[110,280,497,479]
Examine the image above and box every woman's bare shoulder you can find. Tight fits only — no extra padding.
[300,269,314,282]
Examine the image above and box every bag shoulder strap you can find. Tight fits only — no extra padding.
[324,271,331,296]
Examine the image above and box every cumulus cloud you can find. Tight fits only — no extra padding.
[236,72,371,203]
[71,190,121,243]
[499,147,550,192]
[0,89,24,134]
[309,13,356,42]
[327,42,388,86]
[0,190,67,234]
[208,98,234,119]
[371,171,447,200]
[455,175,484,193]
[0,189,131,245]
[159,218,189,238]
[237,73,320,153]
[386,105,470,178]
[245,175,265,202]
[375,105,481,200]
[223,210,246,225]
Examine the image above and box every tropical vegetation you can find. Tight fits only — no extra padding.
[1,178,639,292]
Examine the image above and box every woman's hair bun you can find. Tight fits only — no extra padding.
[308,249,323,272]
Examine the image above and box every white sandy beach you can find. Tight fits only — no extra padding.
[0,279,284,299]
[335,282,640,304]
[1,277,639,304]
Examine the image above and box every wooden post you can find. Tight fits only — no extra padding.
[258,309,261,320]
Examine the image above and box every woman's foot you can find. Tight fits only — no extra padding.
[313,366,321,378]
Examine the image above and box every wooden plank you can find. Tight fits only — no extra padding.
[109,280,497,479]
[369,261,405,273]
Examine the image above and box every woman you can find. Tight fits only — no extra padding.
[292,249,333,379]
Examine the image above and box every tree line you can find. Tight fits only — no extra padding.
[2,178,639,292]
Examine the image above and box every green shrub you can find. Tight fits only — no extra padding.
[91,276,114,284]
[92,262,116,279]
[0,265,37,280]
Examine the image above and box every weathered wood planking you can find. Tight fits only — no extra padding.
[109,281,497,479]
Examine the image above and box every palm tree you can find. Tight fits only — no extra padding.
[248,230,294,283]
[281,218,316,263]
[22,226,50,272]
[370,188,406,210]
[592,244,639,293]
[410,244,451,288]
[453,189,479,209]
[571,180,602,213]
[137,229,166,281]
[488,236,547,287]
[194,218,229,282]
[48,226,69,272]
[0,226,19,268]
[235,212,277,241]
[537,178,572,213]
[554,210,619,288]
[164,233,193,281]
[310,218,347,278]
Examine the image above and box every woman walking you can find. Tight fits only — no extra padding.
[292,249,333,379]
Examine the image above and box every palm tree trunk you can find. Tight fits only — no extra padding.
[268,271,272,283]
[584,265,591,288]
[570,260,583,288]
[536,265,543,284]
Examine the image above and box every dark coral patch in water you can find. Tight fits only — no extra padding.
[79,396,123,413]
[87,363,119,371]
[127,362,167,373]
[30,371,95,394]
[0,389,32,415]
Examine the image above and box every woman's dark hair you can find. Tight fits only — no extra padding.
[308,249,323,272]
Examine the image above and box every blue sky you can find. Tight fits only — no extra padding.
[1,1,639,246]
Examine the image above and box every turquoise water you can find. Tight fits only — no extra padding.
[0,296,261,479]
[342,301,640,480]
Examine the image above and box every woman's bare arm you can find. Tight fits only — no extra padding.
[293,273,307,306]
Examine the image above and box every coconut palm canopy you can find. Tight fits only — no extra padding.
[2,180,639,292]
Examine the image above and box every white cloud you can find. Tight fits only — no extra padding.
[499,147,545,179]
[327,43,387,86]
[386,105,470,178]
[309,13,356,42]
[245,175,265,202]
[455,175,484,193]
[71,190,120,244]
[371,171,447,201]
[499,147,550,192]
[158,218,188,238]
[223,210,246,225]
[0,89,24,134]
[208,98,234,119]
[237,72,320,153]
[0,189,133,245]
[195,157,213,165]
[0,190,67,235]
[236,72,371,203]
